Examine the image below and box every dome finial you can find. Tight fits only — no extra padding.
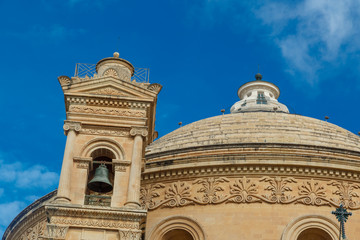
[255,64,262,80]
[255,72,262,80]
[113,52,120,58]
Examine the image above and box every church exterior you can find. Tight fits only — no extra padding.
[3,53,360,240]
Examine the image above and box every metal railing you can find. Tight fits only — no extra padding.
[84,195,111,207]
[74,63,150,83]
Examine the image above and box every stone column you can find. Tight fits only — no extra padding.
[54,121,81,203]
[111,160,131,208]
[125,127,148,208]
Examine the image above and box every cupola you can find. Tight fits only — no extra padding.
[230,73,289,113]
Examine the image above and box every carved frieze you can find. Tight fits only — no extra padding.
[80,126,130,137]
[88,87,132,97]
[69,105,146,118]
[50,217,138,229]
[140,177,360,210]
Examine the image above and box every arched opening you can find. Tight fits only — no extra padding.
[281,215,338,240]
[163,229,194,240]
[148,216,205,240]
[297,228,332,240]
[85,148,116,207]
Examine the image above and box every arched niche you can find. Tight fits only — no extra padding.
[281,215,339,240]
[148,216,205,240]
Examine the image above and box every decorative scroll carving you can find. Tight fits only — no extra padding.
[228,177,260,203]
[18,220,46,240]
[81,127,129,137]
[141,177,360,210]
[58,76,71,86]
[147,83,162,93]
[260,176,297,203]
[193,177,229,203]
[297,179,329,206]
[69,105,146,117]
[63,121,81,134]
[130,127,148,137]
[140,183,165,209]
[163,181,194,207]
[328,181,360,209]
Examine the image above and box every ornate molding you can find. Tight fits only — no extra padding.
[50,217,138,229]
[130,127,148,137]
[73,157,91,170]
[114,160,131,172]
[140,176,360,210]
[63,121,81,134]
[66,96,150,109]
[88,87,132,97]
[45,205,146,222]
[69,105,146,118]
[80,126,130,137]
[142,164,360,181]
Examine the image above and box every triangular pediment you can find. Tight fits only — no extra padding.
[64,77,157,99]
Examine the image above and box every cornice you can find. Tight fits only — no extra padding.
[145,143,360,161]
[45,204,146,221]
[142,163,360,183]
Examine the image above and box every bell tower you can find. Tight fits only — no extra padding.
[44,52,162,240]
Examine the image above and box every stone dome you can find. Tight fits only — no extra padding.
[146,112,360,157]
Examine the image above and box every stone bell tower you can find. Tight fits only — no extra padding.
[44,52,162,240]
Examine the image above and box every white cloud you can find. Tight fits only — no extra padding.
[187,0,360,85]
[257,0,360,84]
[0,160,59,189]
[0,201,26,236]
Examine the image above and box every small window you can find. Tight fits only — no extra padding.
[247,92,252,97]
[256,92,267,104]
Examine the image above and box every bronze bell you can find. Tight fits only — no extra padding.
[88,164,113,193]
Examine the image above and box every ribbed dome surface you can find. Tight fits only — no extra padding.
[146,112,360,155]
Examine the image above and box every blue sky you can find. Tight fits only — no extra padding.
[1,0,360,236]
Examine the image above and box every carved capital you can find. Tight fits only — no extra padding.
[113,160,131,172]
[130,127,148,137]
[63,121,81,135]
[73,157,91,170]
